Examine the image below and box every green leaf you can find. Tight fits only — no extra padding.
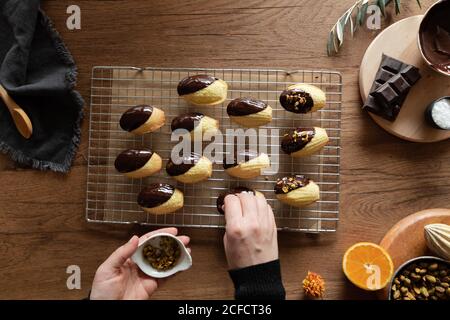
[336,17,345,45]
[344,8,352,25]
[332,27,339,53]
[356,5,363,26]
[378,0,386,16]
[327,30,334,56]
[349,15,355,37]
[394,0,401,14]
[358,2,369,26]
[353,7,361,32]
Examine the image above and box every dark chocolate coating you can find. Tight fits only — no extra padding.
[114,149,153,173]
[227,97,268,116]
[166,153,201,176]
[281,128,315,154]
[274,175,310,194]
[216,187,255,214]
[120,105,153,132]
[223,149,259,169]
[138,183,175,208]
[177,75,218,96]
[171,112,204,132]
[279,88,314,113]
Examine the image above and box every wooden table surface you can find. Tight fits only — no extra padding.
[1,0,448,300]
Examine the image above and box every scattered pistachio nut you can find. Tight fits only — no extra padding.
[420,287,429,297]
[435,286,445,293]
[428,263,439,271]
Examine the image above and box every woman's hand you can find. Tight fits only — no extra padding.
[90,227,190,300]
[222,192,278,270]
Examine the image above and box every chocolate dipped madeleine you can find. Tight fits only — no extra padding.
[166,153,212,184]
[216,186,264,214]
[275,175,320,208]
[138,183,184,215]
[281,127,329,158]
[114,149,162,179]
[171,112,219,140]
[223,150,270,179]
[227,97,272,127]
[279,84,326,113]
[119,105,165,135]
[177,74,228,106]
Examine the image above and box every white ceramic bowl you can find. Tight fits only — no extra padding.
[131,232,192,278]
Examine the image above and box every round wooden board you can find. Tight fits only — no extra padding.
[378,208,450,299]
[359,15,450,143]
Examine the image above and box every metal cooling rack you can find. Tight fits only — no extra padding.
[86,67,342,232]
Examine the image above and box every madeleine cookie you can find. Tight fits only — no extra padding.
[119,105,165,135]
[166,153,212,184]
[281,127,329,158]
[279,84,326,113]
[216,186,264,214]
[223,150,270,179]
[177,74,228,106]
[275,175,320,208]
[171,112,219,139]
[227,97,272,127]
[138,183,184,215]
[114,149,162,179]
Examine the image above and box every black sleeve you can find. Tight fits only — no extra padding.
[228,259,286,300]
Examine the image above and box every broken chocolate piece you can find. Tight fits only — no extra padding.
[373,84,399,110]
[377,69,396,83]
[389,73,411,94]
[435,25,450,57]
[373,66,420,112]
[362,54,421,122]
[400,65,421,85]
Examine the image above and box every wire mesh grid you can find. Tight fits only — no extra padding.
[86,66,342,232]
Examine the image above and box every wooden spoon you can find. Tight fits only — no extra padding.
[0,84,32,139]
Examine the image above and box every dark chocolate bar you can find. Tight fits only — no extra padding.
[400,65,422,85]
[362,54,421,121]
[373,65,420,112]
[373,83,401,110]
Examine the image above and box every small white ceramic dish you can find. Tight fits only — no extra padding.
[131,232,192,278]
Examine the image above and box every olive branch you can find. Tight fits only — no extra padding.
[327,0,422,56]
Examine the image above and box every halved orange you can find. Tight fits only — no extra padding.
[342,242,394,291]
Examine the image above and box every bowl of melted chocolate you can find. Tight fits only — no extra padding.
[418,0,450,76]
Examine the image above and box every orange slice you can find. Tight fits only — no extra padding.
[342,242,394,291]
